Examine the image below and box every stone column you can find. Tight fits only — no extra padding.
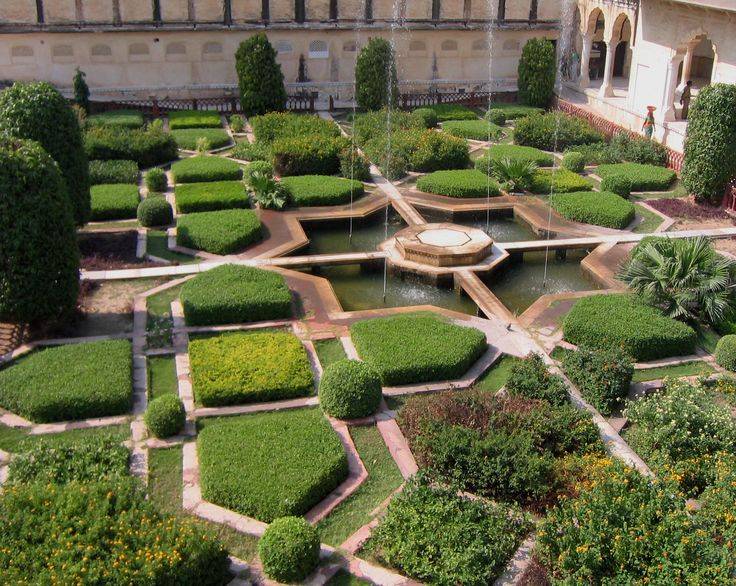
[579,32,593,88]
[678,40,698,90]
[663,56,684,121]
[598,40,618,98]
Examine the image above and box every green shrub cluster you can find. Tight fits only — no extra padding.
[338,146,372,182]
[171,128,232,151]
[189,331,313,406]
[280,175,365,207]
[229,114,245,132]
[0,479,230,584]
[350,313,486,385]
[230,140,271,162]
[484,108,507,126]
[89,159,139,185]
[368,477,531,586]
[474,144,554,173]
[168,110,222,129]
[607,132,669,166]
[235,33,287,116]
[485,103,544,120]
[505,353,569,406]
[271,134,348,176]
[137,196,173,227]
[514,112,605,151]
[176,208,261,255]
[597,162,677,192]
[416,169,500,198]
[563,294,697,361]
[0,139,79,325]
[715,335,736,371]
[600,173,633,197]
[561,151,585,173]
[561,347,634,415]
[549,190,635,229]
[175,180,248,213]
[0,340,132,423]
[251,112,340,143]
[427,103,478,122]
[319,359,383,419]
[90,183,140,221]
[243,160,273,184]
[529,169,593,194]
[442,119,504,141]
[355,37,398,111]
[87,109,145,129]
[197,409,348,521]
[259,517,321,583]
[517,38,556,108]
[8,439,129,485]
[171,156,243,183]
[411,107,439,128]
[181,265,292,326]
[353,109,422,145]
[85,125,178,168]
[145,394,185,438]
[145,167,167,192]
[0,81,90,225]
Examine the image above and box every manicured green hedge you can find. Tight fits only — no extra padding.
[350,313,487,385]
[89,159,139,185]
[168,110,222,129]
[514,112,605,151]
[416,169,500,198]
[427,104,478,122]
[319,359,383,419]
[90,183,140,221]
[137,197,173,227]
[715,335,736,371]
[171,156,243,183]
[597,162,677,192]
[176,209,261,255]
[175,180,248,213]
[271,135,347,176]
[259,517,321,583]
[171,128,232,151]
[180,265,292,326]
[474,144,554,173]
[442,120,503,141]
[279,175,365,207]
[84,125,178,168]
[411,107,439,128]
[251,112,340,143]
[197,408,348,521]
[145,167,167,192]
[145,395,185,438]
[0,340,132,423]
[0,479,230,583]
[485,103,544,120]
[549,190,635,229]
[529,169,593,194]
[87,109,146,129]
[230,140,271,162]
[368,478,531,585]
[563,294,697,361]
[561,151,585,173]
[189,331,313,406]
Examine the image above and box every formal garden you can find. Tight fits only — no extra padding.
[0,31,735,586]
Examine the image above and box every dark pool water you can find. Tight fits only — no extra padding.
[299,208,405,255]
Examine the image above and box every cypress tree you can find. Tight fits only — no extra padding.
[355,37,399,111]
[235,33,287,116]
[517,38,556,108]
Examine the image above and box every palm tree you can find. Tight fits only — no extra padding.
[619,236,736,325]
[490,157,538,193]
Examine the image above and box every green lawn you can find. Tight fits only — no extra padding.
[632,361,715,383]
[148,356,177,400]
[317,425,403,546]
[315,338,348,370]
[632,204,663,234]
[473,355,520,393]
[630,182,688,201]
[148,446,259,561]
[147,230,198,264]
[0,423,129,453]
[146,283,183,348]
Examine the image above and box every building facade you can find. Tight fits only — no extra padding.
[0,0,561,100]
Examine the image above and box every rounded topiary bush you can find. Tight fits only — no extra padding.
[715,335,736,371]
[411,108,438,128]
[485,109,507,126]
[319,359,383,420]
[145,167,167,193]
[258,516,320,583]
[562,152,585,173]
[144,395,185,438]
[137,197,173,227]
[600,174,632,197]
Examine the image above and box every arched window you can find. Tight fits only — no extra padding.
[52,45,74,58]
[502,39,520,52]
[275,41,293,54]
[343,41,357,52]
[166,42,187,55]
[91,44,112,57]
[203,42,223,54]
[409,40,427,52]
[308,40,329,59]
[441,40,458,52]
[11,46,34,62]
[128,43,150,56]
[472,39,489,51]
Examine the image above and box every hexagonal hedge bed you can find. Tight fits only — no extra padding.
[176,209,262,255]
[90,184,140,221]
[181,265,292,326]
[415,169,501,198]
[562,294,697,361]
[0,340,132,423]
[168,109,222,129]
[197,408,348,521]
[189,331,313,406]
[350,312,487,385]
[441,120,504,141]
[174,180,249,213]
[549,191,635,229]
[170,129,232,151]
[280,175,365,207]
[596,163,677,192]
[171,156,243,184]
[529,169,593,194]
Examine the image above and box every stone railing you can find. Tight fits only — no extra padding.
[86,94,315,115]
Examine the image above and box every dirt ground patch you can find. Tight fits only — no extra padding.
[78,230,164,270]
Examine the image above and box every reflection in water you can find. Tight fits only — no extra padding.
[299,208,405,255]
[456,212,539,243]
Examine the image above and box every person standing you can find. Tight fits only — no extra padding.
[680,80,693,120]
[642,106,656,139]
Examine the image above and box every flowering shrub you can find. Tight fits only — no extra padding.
[647,197,733,221]
[505,353,569,406]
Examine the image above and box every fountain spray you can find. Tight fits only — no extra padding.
[485,0,497,235]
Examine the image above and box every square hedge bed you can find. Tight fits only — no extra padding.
[427,104,479,122]
[87,109,145,129]
[0,340,132,423]
[549,190,635,229]
[171,129,232,151]
[562,294,697,361]
[530,169,593,194]
[596,163,677,192]
[171,156,243,184]
[175,180,249,213]
[415,169,501,198]
[90,183,140,221]
[168,109,223,129]
[350,312,487,386]
[180,265,292,326]
[197,408,348,522]
[176,209,262,255]
[189,330,314,406]
[89,159,139,185]
[441,120,504,142]
[280,175,365,207]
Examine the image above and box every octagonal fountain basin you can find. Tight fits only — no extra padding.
[395,223,493,267]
